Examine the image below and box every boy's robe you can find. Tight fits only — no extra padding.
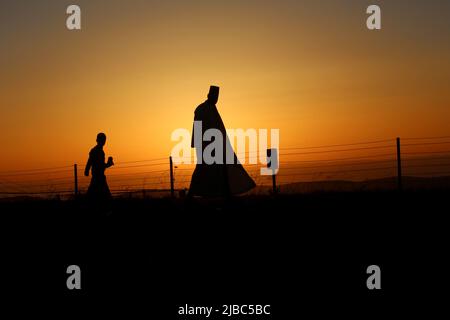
[189,100,256,197]
[86,145,111,199]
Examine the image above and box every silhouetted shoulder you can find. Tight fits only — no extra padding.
[89,145,103,157]
[194,101,208,117]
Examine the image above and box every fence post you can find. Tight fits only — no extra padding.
[396,137,402,191]
[272,173,277,195]
[74,163,78,197]
[267,149,278,195]
[169,156,174,198]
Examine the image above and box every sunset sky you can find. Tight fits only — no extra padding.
[1,0,450,171]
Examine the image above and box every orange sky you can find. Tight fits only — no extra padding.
[1,0,450,171]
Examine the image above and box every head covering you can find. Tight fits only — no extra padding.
[208,85,220,96]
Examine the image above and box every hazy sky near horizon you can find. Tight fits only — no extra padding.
[1,0,450,170]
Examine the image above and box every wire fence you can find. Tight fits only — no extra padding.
[1,136,450,199]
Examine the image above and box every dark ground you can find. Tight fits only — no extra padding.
[0,191,448,316]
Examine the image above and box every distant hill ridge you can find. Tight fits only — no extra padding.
[276,176,450,193]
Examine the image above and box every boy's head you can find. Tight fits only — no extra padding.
[96,132,107,146]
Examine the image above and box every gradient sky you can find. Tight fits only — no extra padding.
[1,0,450,171]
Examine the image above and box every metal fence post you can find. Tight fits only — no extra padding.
[169,156,174,198]
[396,137,402,191]
[267,149,278,195]
[74,163,78,197]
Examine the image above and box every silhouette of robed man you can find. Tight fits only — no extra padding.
[84,132,114,201]
[189,86,256,197]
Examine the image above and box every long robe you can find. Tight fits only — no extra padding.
[189,100,256,197]
[85,145,112,200]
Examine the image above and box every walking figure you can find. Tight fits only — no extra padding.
[84,132,114,201]
[189,85,255,198]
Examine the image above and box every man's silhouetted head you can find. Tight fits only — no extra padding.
[96,132,107,146]
[207,85,220,105]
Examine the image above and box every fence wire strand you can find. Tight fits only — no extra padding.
[1,136,450,197]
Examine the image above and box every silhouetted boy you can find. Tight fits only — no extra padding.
[84,132,114,201]
[188,85,255,198]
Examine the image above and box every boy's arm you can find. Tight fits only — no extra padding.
[84,156,92,176]
[191,110,199,148]
[105,156,114,169]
